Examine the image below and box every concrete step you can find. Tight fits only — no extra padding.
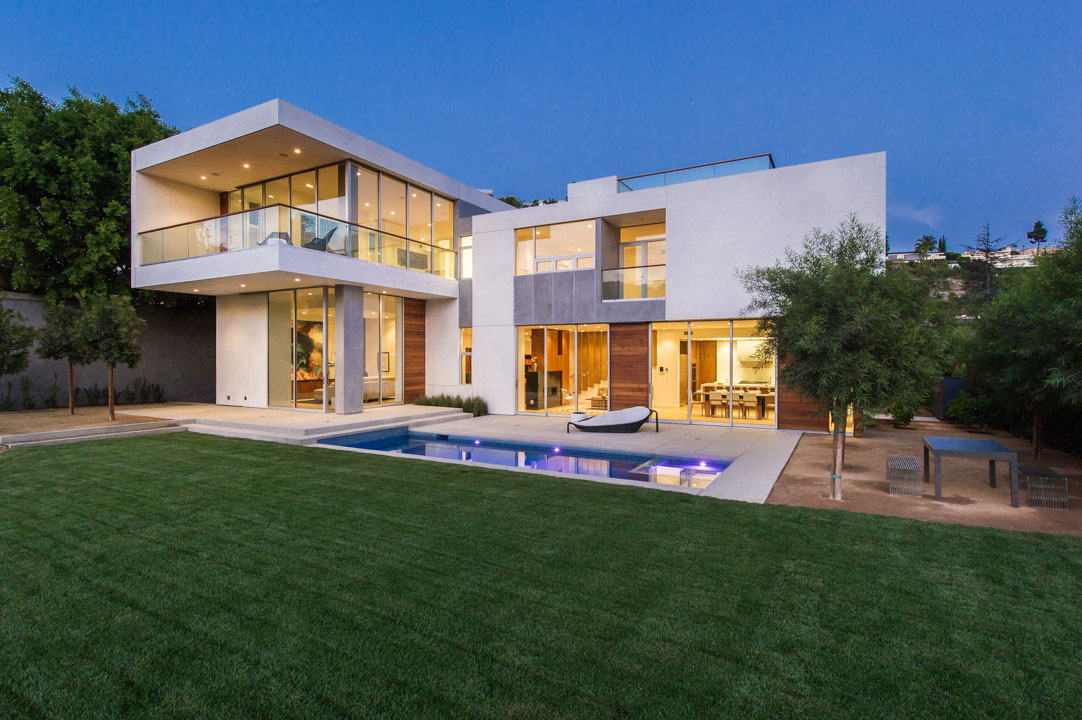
[0,420,180,446]
[2,425,186,448]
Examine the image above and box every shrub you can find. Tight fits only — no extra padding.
[19,377,34,410]
[42,374,60,408]
[946,391,987,430]
[414,393,488,417]
[0,381,13,411]
[888,402,915,428]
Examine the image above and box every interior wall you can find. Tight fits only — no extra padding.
[652,329,683,407]
[216,293,268,407]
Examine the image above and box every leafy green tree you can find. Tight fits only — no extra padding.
[967,199,1082,457]
[741,215,952,499]
[37,302,95,415]
[81,294,146,420]
[0,78,175,302]
[0,294,37,379]
[498,195,524,208]
[1026,220,1048,256]
[937,235,947,254]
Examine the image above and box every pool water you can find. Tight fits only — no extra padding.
[319,429,730,489]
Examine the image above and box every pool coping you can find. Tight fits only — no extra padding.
[312,420,802,501]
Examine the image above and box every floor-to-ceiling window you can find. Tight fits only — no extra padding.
[363,292,404,406]
[268,287,335,411]
[649,320,776,426]
[517,324,608,415]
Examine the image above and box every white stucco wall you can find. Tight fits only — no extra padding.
[216,294,268,407]
[425,298,469,396]
[664,152,886,320]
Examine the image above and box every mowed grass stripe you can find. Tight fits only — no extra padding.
[1,433,1080,719]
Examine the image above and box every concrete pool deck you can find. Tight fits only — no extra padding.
[382,415,802,503]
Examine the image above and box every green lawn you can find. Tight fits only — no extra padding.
[1,434,1080,719]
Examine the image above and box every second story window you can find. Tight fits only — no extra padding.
[515,220,595,275]
[459,235,473,278]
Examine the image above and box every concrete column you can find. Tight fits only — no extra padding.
[335,284,365,414]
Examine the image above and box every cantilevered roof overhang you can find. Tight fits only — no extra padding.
[132,99,508,212]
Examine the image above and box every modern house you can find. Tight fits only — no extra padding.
[131,100,885,431]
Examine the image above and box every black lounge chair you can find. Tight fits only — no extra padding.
[567,406,659,433]
[303,226,337,252]
[259,231,291,246]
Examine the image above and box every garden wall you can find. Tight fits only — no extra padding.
[1,292,215,408]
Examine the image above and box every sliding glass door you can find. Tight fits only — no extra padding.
[649,320,776,426]
[517,324,609,415]
[268,287,335,411]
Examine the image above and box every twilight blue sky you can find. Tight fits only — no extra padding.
[2,0,1079,251]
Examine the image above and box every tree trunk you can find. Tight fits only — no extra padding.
[108,364,115,422]
[830,408,846,501]
[67,359,75,415]
[1032,407,1042,459]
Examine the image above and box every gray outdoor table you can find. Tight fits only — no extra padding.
[922,436,1019,507]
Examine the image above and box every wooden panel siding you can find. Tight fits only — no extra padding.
[609,323,650,410]
[403,299,425,402]
[776,376,829,432]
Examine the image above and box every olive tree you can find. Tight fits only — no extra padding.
[740,215,952,500]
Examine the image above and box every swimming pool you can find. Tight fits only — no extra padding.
[319,428,731,489]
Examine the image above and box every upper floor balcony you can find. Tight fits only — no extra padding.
[138,203,457,280]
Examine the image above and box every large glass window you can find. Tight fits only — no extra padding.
[380,176,406,237]
[648,320,776,426]
[517,324,608,415]
[732,319,775,425]
[515,220,595,275]
[294,289,326,409]
[214,162,456,277]
[354,166,379,226]
[268,291,294,408]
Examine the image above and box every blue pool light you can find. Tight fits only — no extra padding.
[473,439,481,445]
[553,447,561,453]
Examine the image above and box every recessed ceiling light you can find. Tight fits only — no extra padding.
[294,278,301,282]
[364,202,370,207]
[390,210,395,215]
[307,292,313,295]
[268,195,274,199]
[240,284,246,288]
[193,288,199,292]
[411,193,417,198]
[305,183,313,189]
[200,176,207,180]
[587,224,593,228]
[436,203,441,207]
[242,163,250,169]
[293,148,301,154]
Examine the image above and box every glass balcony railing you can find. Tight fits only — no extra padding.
[138,203,457,279]
[601,264,666,300]
[617,154,774,192]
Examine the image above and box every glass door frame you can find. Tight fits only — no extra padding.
[267,286,332,413]
[363,292,404,407]
[648,320,778,428]
[515,324,610,416]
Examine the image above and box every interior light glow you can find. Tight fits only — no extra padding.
[293,148,301,154]
[411,193,417,198]
[193,288,199,292]
[294,278,301,282]
[242,163,249,169]
[240,284,246,288]
[200,175,207,180]
[305,183,313,189]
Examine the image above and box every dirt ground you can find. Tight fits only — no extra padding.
[0,405,168,436]
[769,417,1081,536]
